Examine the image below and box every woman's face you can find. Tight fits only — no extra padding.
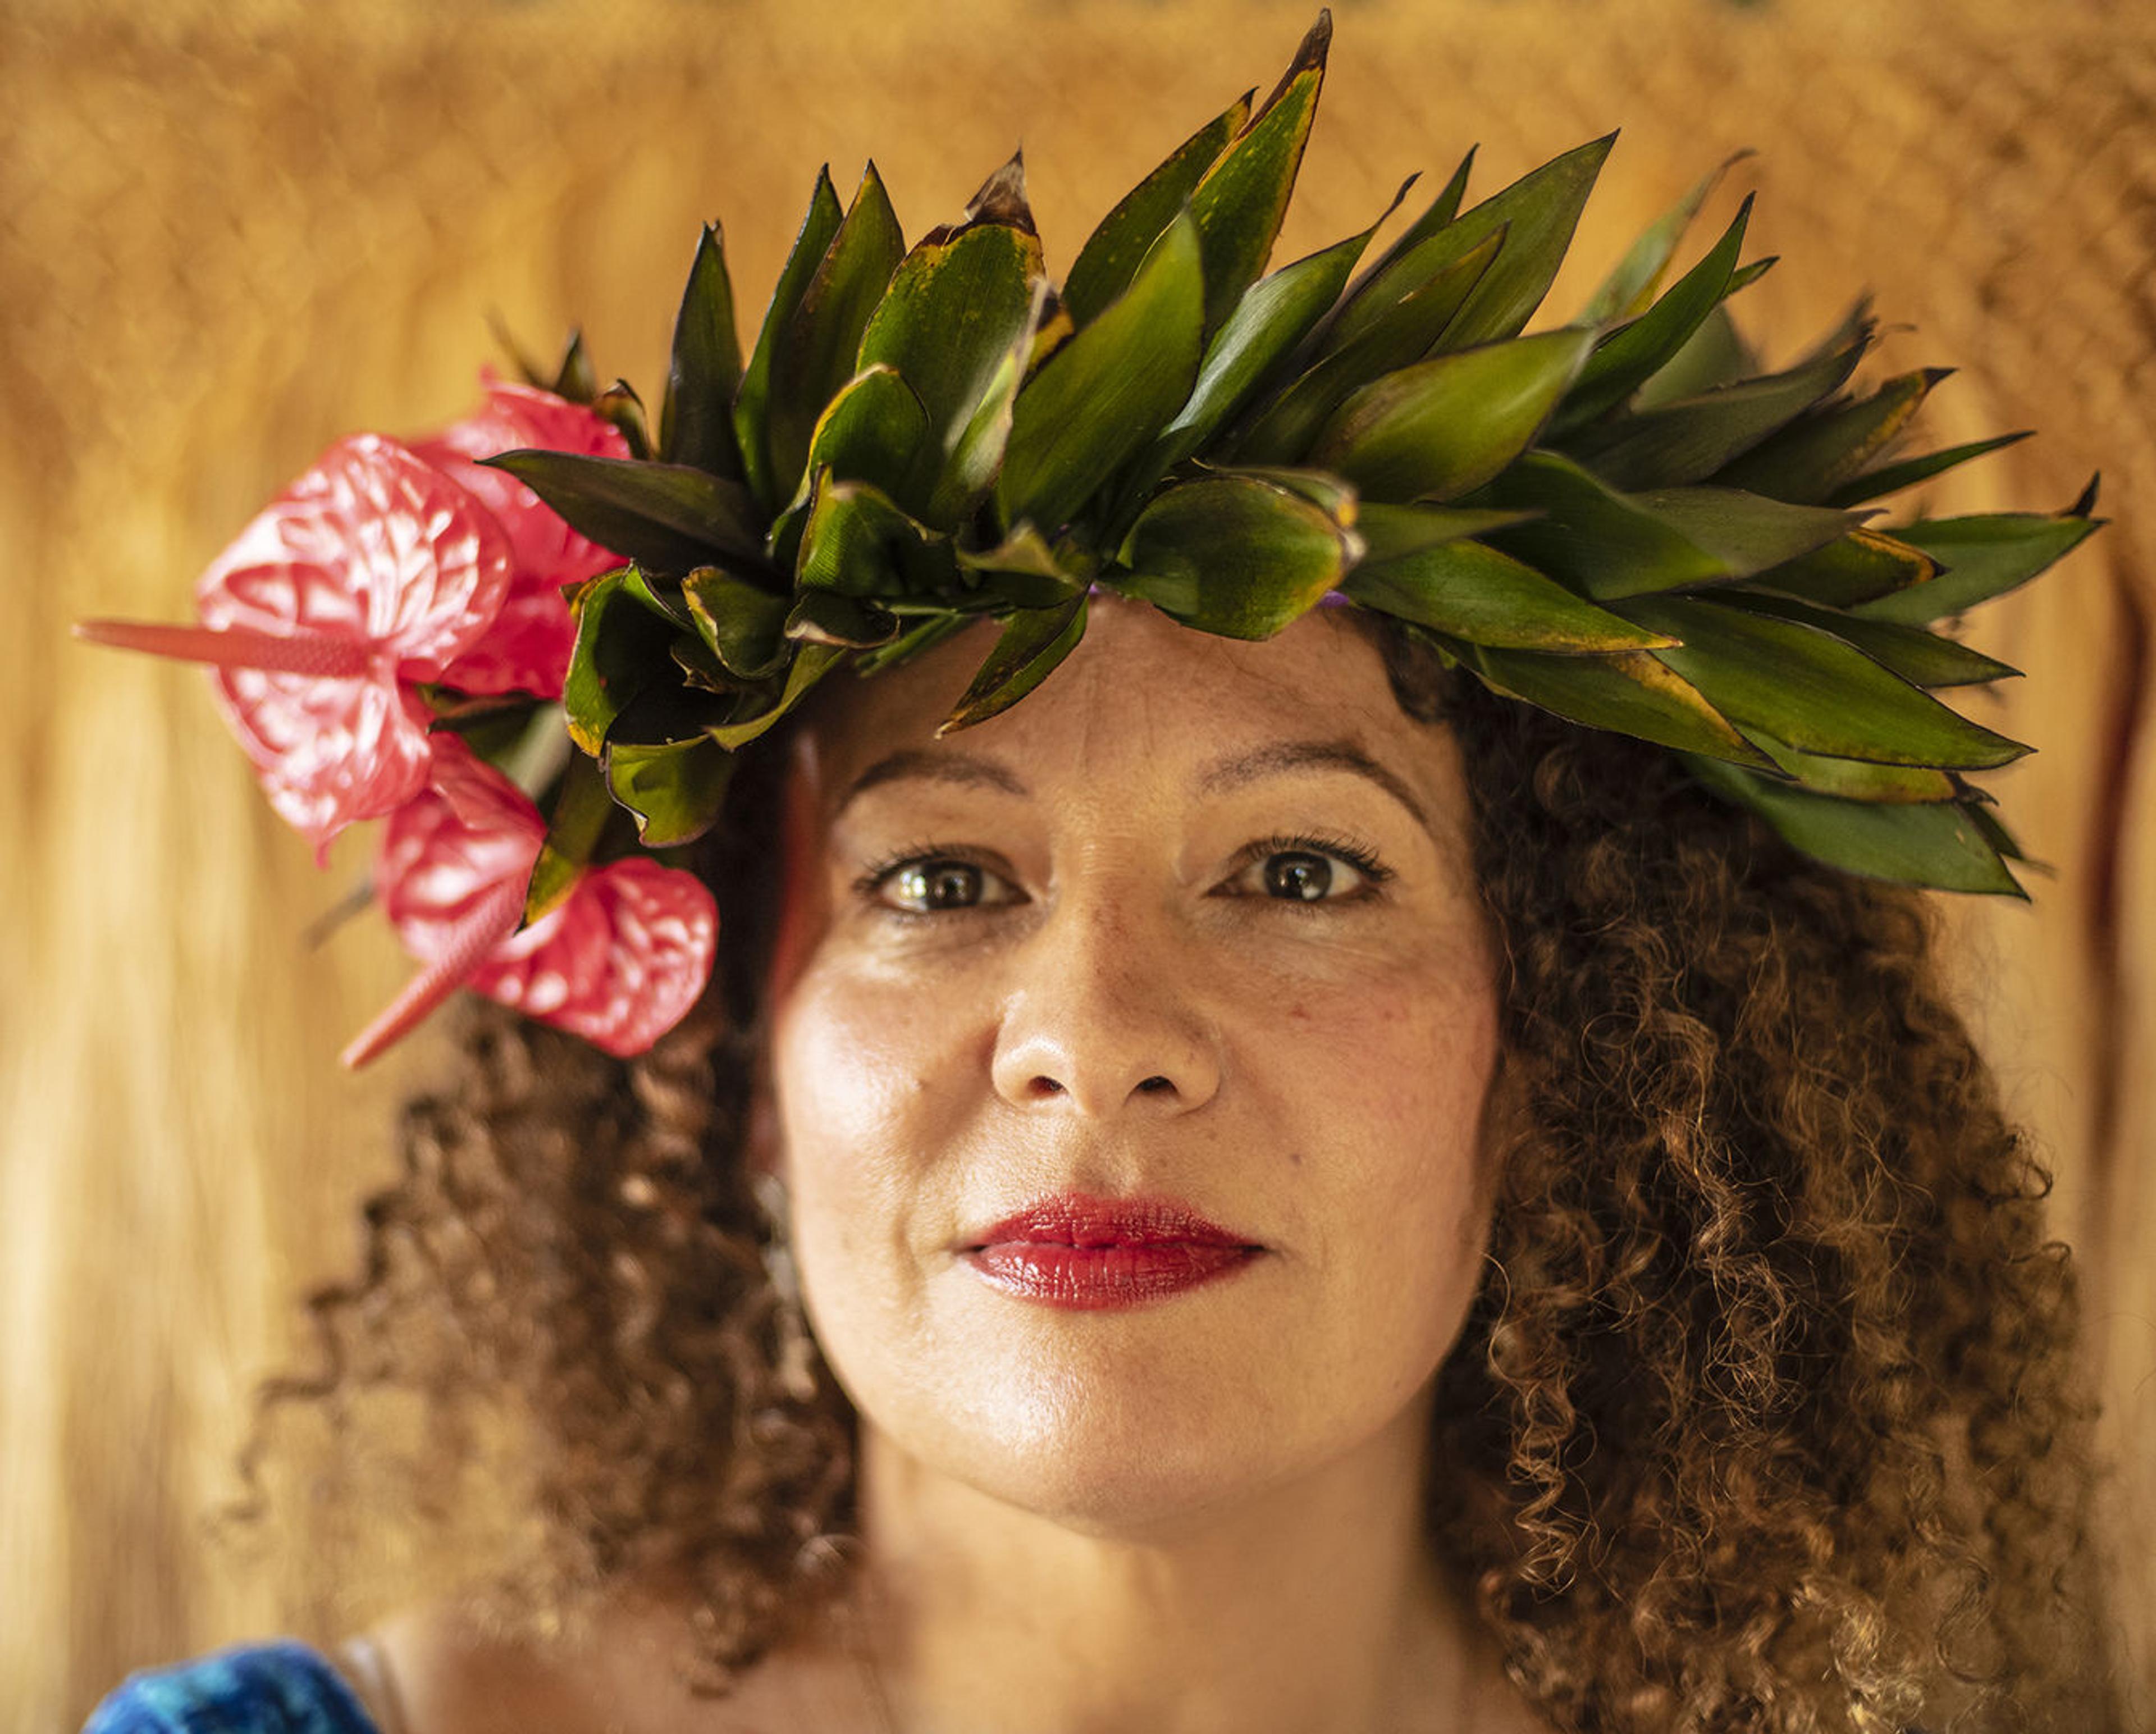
[756,595,1507,1535]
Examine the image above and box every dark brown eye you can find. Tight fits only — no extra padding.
[1221,833,1390,910]
[1263,851,1337,901]
[888,859,994,912]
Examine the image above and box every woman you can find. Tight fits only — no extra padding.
[80,15,2108,1731]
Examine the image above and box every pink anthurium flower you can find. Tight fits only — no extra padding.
[343,734,719,1069]
[76,434,513,859]
[413,378,633,699]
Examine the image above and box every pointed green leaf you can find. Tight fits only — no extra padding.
[1123,197,1402,504]
[1604,482,1854,578]
[1631,300,1760,410]
[859,212,1044,491]
[1823,431,2032,509]
[766,164,907,512]
[1613,593,2029,768]
[1344,540,1677,651]
[1739,527,1939,608]
[928,279,1049,530]
[1062,94,1248,328]
[525,753,617,924]
[1852,510,2102,624]
[1679,754,2023,894]
[552,329,599,404]
[590,380,652,461]
[1320,148,1476,352]
[659,222,744,478]
[672,633,733,695]
[997,211,1205,534]
[1724,258,1775,298]
[1743,732,1960,802]
[682,567,790,681]
[784,588,902,649]
[954,526,1084,614]
[735,167,844,513]
[704,644,845,750]
[957,522,1070,579]
[1186,12,1330,339]
[1485,451,1855,597]
[1712,368,1950,502]
[940,594,1089,733]
[562,568,680,754]
[1453,640,1777,769]
[604,735,737,847]
[1563,304,1871,488]
[1202,462,1358,524]
[1552,196,1753,435]
[1353,503,1540,563]
[618,562,696,630]
[1715,588,2020,688]
[964,568,1089,610]
[1435,133,1616,350]
[797,474,960,599]
[482,450,764,572]
[1112,475,1350,639]
[1231,229,1504,466]
[792,364,934,514]
[1312,326,1595,504]
[1580,153,1747,325]
[1967,802,2034,867]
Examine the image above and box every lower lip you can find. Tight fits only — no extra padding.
[962,1242,1262,1310]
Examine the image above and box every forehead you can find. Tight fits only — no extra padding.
[789,595,1442,807]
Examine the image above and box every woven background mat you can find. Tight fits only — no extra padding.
[3,1,2149,1726]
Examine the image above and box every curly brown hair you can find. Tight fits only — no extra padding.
[231,612,2111,1733]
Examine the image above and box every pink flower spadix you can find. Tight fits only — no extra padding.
[413,380,632,699]
[76,434,514,859]
[342,735,719,1069]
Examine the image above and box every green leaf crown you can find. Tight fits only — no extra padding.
[500,9,2099,900]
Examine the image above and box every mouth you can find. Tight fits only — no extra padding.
[961,1192,1263,1254]
[958,1193,1266,1311]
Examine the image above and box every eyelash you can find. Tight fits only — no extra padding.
[850,829,1396,920]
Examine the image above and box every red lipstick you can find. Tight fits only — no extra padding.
[961,1193,1264,1311]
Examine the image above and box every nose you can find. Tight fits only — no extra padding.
[988,883,1223,1117]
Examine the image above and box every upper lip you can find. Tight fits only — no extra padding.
[962,1192,1261,1252]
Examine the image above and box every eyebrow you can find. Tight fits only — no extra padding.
[837,747,1029,813]
[833,737,1437,840]
[1198,741,1432,838]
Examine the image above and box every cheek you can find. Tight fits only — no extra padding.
[773,967,922,1159]
[766,960,972,1318]
[1287,974,1501,1363]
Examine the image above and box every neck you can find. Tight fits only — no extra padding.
[844,1398,1482,1734]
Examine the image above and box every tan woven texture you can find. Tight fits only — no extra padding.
[3,1,2149,1727]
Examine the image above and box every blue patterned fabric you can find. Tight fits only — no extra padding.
[83,1641,380,1734]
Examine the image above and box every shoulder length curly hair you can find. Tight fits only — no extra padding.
[235,611,2112,1734]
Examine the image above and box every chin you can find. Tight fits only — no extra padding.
[919,1360,1315,1540]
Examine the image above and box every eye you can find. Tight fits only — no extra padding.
[1258,852,1345,902]
[1221,831,1393,908]
[855,847,1019,917]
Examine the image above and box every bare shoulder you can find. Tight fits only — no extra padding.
[359,1594,878,1734]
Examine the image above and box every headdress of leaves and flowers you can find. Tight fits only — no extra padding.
[79,10,2100,1067]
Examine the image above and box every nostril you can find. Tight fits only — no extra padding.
[1138,1076,1172,1093]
